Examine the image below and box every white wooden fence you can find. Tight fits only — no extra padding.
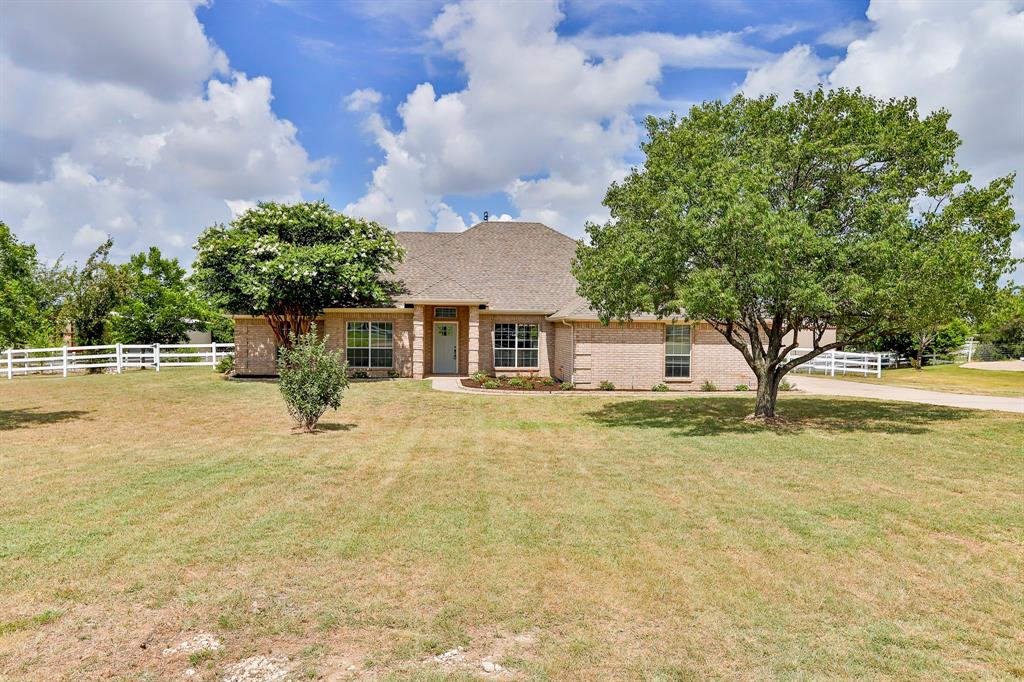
[4,343,235,379]
[785,348,885,378]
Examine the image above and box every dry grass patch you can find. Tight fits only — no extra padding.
[1,369,1022,680]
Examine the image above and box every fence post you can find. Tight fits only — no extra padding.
[211,342,218,370]
[6,349,11,380]
[62,346,68,378]
[829,351,835,377]
[876,353,882,379]
[154,343,160,372]
[966,339,974,363]
[116,343,123,374]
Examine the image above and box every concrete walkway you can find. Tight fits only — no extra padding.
[432,376,1023,414]
[789,375,1023,414]
[962,360,1024,372]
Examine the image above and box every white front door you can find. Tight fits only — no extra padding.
[433,322,458,374]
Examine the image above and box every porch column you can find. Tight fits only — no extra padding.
[412,305,425,379]
[467,306,480,374]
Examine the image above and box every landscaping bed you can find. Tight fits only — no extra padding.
[461,373,566,391]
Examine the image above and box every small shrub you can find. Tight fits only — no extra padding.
[599,380,615,391]
[541,376,556,386]
[471,370,489,384]
[278,327,349,432]
[482,379,500,389]
[560,382,575,391]
[734,384,750,391]
[497,374,509,381]
[508,377,529,389]
[387,369,401,379]
[215,355,234,374]
[652,383,669,392]
[779,379,796,391]
[700,379,717,392]
[350,369,369,379]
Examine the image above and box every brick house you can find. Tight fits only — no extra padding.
[233,220,833,390]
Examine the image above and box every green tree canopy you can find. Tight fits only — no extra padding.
[573,88,1018,419]
[1,222,52,348]
[108,247,209,344]
[57,238,131,345]
[976,286,1024,358]
[193,201,403,347]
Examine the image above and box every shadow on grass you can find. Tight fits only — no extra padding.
[0,406,91,431]
[317,422,357,432]
[585,396,973,437]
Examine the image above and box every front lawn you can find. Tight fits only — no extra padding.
[826,363,1024,397]
[1,370,1022,679]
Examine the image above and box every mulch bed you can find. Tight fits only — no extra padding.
[461,377,565,392]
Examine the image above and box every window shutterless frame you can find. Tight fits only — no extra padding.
[493,323,539,369]
[346,321,393,368]
[665,324,692,379]
[434,307,457,319]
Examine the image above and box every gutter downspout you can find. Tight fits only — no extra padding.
[561,319,574,384]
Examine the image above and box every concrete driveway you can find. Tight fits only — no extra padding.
[789,376,1023,414]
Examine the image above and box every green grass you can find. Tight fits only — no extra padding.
[1,369,1022,679]
[830,363,1024,397]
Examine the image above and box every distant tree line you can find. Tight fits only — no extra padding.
[1,221,232,349]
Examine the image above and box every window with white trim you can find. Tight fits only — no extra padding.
[346,321,393,368]
[494,323,539,368]
[434,307,457,319]
[665,325,691,378]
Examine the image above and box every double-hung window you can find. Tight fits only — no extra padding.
[347,321,393,368]
[665,324,691,378]
[494,323,539,368]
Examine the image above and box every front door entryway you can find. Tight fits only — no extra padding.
[433,322,458,374]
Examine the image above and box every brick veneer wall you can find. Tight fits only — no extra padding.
[323,311,414,378]
[553,321,573,382]
[570,321,755,391]
[233,317,281,375]
[233,312,413,377]
[479,314,556,377]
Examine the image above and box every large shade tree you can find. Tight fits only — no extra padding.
[59,238,131,345]
[194,201,403,346]
[1,222,50,348]
[574,89,1018,419]
[108,247,209,344]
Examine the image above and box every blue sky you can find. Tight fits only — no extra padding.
[197,0,869,221]
[0,0,1021,276]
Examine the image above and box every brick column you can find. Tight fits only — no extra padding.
[412,305,425,378]
[467,306,480,374]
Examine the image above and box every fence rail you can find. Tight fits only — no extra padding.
[785,348,885,378]
[4,343,234,379]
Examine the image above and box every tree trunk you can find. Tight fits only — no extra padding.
[913,329,937,371]
[752,367,782,419]
[265,311,315,349]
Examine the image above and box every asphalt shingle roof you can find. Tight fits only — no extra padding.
[393,221,583,313]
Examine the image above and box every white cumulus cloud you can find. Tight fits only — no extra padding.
[345,88,383,112]
[345,0,768,235]
[0,0,325,265]
[738,44,832,100]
